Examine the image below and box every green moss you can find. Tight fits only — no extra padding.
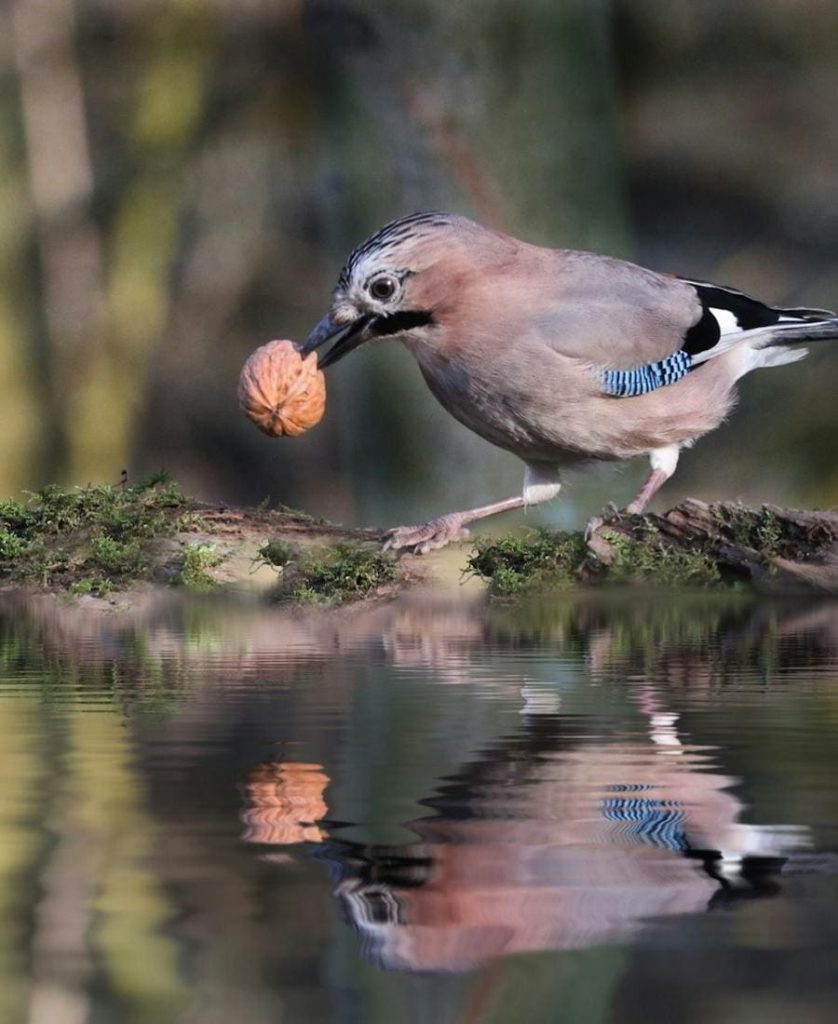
[468,529,588,596]
[178,543,222,590]
[69,577,113,598]
[0,479,196,594]
[713,505,790,557]
[0,526,28,559]
[257,538,398,604]
[603,527,721,587]
[255,539,297,568]
[87,533,151,577]
[0,480,398,604]
[292,544,396,603]
[470,520,722,596]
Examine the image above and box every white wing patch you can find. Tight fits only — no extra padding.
[709,307,740,335]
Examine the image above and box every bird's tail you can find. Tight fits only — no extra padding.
[691,315,838,371]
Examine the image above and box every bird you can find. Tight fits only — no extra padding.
[302,212,838,554]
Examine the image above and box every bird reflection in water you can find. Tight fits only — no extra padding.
[240,688,806,972]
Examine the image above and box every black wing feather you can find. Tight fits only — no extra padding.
[680,278,834,357]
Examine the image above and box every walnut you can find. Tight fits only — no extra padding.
[238,339,326,437]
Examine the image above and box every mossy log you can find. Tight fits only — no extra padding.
[2,481,837,604]
[591,500,838,592]
[471,501,838,596]
[0,480,409,604]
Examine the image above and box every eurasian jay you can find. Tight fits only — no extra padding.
[303,213,838,553]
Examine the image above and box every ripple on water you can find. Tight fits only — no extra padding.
[0,590,836,1020]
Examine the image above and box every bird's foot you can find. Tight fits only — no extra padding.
[584,516,604,542]
[584,502,622,541]
[383,514,470,555]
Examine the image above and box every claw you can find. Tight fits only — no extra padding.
[383,515,470,555]
[584,515,604,542]
[585,501,627,541]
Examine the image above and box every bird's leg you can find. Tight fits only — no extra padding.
[626,445,680,515]
[384,497,524,554]
[385,464,561,555]
[625,470,669,515]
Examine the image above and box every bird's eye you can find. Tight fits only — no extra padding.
[370,276,398,302]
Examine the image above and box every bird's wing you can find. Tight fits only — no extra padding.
[525,249,702,369]
[526,250,834,397]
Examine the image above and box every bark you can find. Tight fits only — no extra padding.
[583,500,838,595]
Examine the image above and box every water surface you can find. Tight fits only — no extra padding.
[1,590,838,1023]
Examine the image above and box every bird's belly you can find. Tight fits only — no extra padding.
[416,358,593,464]
[414,347,738,464]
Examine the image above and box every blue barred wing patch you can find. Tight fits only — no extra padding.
[601,349,693,397]
[602,795,687,853]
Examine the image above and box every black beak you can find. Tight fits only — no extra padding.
[300,313,375,369]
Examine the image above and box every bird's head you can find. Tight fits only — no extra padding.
[302,211,489,368]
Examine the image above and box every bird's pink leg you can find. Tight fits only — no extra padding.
[625,468,669,515]
[385,465,561,555]
[626,445,680,515]
[384,497,525,555]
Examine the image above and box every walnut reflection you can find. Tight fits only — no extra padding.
[241,762,329,846]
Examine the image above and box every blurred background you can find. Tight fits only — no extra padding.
[1,0,836,529]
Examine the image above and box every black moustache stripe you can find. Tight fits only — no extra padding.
[372,310,434,336]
